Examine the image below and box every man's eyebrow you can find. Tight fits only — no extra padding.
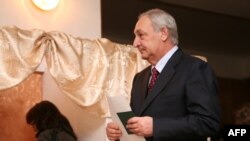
[134,29,144,34]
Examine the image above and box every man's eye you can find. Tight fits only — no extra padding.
[139,34,144,37]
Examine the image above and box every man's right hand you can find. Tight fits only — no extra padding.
[106,122,122,141]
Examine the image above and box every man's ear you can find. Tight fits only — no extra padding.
[160,27,169,41]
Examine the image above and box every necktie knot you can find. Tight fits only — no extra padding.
[148,67,159,91]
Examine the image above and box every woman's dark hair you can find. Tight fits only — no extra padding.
[26,100,77,139]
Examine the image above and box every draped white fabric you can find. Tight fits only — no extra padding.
[0,26,149,117]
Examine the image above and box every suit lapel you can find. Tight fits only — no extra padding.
[139,49,183,115]
[132,67,151,115]
[141,68,151,99]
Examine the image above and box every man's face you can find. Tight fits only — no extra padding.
[133,16,162,63]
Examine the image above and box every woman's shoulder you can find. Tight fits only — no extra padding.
[37,129,76,141]
[37,129,55,141]
[57,131,77,141]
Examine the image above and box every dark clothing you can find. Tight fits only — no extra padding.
[37,129,76,141]
[130,49,220,141]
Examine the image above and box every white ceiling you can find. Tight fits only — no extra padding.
[158,0,250,19]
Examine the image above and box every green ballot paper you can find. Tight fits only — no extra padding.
[117,111,135,134]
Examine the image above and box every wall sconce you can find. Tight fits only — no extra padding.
[32,0,60,11]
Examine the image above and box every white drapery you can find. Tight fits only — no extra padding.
[0,25,149,118]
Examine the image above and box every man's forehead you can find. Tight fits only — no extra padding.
[134,16,152,32]
[137,16,151,25]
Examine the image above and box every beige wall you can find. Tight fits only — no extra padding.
[0,0,104,141]
[0,0,101,38]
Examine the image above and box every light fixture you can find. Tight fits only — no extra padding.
[32,0,60,11]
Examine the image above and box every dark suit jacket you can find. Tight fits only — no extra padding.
[130,49,220,141]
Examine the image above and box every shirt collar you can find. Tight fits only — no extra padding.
[154,45,178,73]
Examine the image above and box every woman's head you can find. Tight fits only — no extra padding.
[26,100,77,139]
[26,101,62,133]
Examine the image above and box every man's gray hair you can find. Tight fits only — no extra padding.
[139,8,179,45]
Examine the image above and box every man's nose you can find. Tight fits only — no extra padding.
[133,38,140,47]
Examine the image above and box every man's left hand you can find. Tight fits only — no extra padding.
[126,116,153,137]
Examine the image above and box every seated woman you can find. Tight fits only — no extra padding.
[26,100,77,141]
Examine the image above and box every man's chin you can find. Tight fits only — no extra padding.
[139,51,149,59]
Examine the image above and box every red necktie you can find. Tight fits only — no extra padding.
[148,67,159,91]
